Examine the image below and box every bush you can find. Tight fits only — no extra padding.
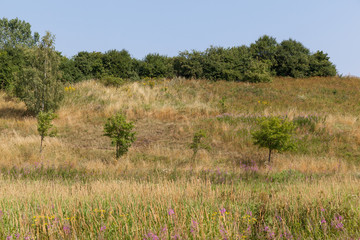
[189,130,210,161]
[73,51,105,79]
[104,113,136,159]
[139,53,174,79]
[0,47,29,90]
[173,50,204,79]
[250,35,278,71]
[202,46,253,81]
[243,59,272,83]
[102,49,133,78]
[59,56,84,83]
[252,116,296,162]
[309,51,337,77]
[37,111,57,153]
[275,39,311,78]
[101,75,125,87]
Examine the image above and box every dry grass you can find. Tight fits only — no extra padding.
[1,76,360,238]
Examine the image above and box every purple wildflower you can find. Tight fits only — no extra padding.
[190,219,199,234]
[63,225,71,235]
[220,208,226,215]
[144,232,159,240]
[171,233,180,239]
[100,225,106,232]
[24,233,32,240]
[168,208,175,216]
[331,215,344,231]
[220,224,228,240]
[159,226,168,239]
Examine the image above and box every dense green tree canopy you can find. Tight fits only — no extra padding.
[0,18,338,86]
[13,32,64,114]
[0,17,39,49]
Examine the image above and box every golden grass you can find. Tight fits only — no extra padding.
[2,75,360,238]
[1,77,360,171]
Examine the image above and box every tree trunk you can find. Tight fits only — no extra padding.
[116,143,119,159]
[268,148,272,162]
[40,136,44,153]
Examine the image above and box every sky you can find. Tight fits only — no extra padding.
[1,0,359,76]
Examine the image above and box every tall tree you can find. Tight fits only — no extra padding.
[0,17,39,49]
[14,32,64,114]
[274,39,311,78]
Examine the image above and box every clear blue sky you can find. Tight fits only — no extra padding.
[1,0,359,76]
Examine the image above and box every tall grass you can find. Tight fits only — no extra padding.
[1,76,360,239]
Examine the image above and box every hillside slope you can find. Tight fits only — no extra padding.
[1,77,360,239]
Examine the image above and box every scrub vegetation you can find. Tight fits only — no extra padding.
[0,17,359,239]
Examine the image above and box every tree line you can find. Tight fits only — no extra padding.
[1,18,337,89]
[61,35,336,83]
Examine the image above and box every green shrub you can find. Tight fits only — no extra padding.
[101,75,125,87]
[73,51,105,79]
[139,53,174,79]
[250,35,278,71]
[243,59,272,83]
[309,51,337,77]
[0,47,29,90]
[37,111,57,153]
[173,50,204,79]
[252,116,296,162]
[189,129,210,161]
[202,46,252,81]
[219,96,228,113]
[59,56,84,83]
[102,49,133,78]
[104,113,136,159]
[275,39,311,78]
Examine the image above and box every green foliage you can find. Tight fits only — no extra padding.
[104,113,136,159]
[101,75,125,87]
[73,51,105,79]
[250,35,278,70]
[219,96,228,113]
[309,51,337,77]
[202,46,255,81]
[59,56,84,83]
[275,39,311,78]
[0,47,29,90]
[37,111,57,153]
[243,59,272,83]
[0,17,39,49]
[13,32,64,114]
[173,50,204,79]
[0,50,14,89]
[102,49,133,78]
[189,129,210,161]
[252,116,296,162]
[139,53,174,78]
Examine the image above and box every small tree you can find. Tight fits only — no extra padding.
[13,31,64,114]
[252,116,296,162]
[37,111,57,153]
[104,113,136,159]
[189,129,210,161]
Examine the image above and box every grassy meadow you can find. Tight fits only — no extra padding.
[1,77,360,239]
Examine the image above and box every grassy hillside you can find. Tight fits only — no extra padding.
[1,77,360,239]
